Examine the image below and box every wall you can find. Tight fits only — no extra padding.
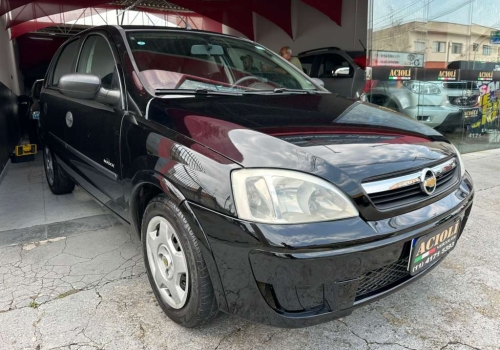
[0,15,23,175]
[223,0,368,54]
[0,17,22,95]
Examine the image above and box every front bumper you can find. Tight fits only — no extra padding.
[188,174,474,328]
[402,105,462,129]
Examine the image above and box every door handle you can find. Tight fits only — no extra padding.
[65,111,73,128]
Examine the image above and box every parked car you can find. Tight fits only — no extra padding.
[298,49,479,133]
[298,47,367,98]
[28,79,44,147]
[40,26,474,328]
[365,79,479,134]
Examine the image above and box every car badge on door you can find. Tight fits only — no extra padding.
[420,169,437,195]
[65,111,73,128]
[104,158,115,168]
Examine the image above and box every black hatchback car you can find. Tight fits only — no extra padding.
[39,25,474,328]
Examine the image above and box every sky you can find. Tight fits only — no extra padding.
[371,0,500,30]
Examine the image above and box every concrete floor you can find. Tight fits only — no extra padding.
[0,151,499,350]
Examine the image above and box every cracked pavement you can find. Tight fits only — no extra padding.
[0,151,499,350]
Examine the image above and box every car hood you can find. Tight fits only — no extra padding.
[147,93,455,196]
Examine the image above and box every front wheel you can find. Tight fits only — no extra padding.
[141,194,218,327]
[43,145,75,195]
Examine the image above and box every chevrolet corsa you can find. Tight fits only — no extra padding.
[39,26,474,328]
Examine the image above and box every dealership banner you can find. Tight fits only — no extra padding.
[370,67,500,82]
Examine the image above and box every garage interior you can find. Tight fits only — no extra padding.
[0,1,499,349]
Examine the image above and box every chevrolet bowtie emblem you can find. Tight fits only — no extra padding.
[420,169,437,195]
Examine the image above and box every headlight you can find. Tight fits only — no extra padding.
[231,169,359,224]
[402,81,440,95]
[450,145,466,178]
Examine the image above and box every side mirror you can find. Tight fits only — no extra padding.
[32,79,44,99]
[311,78,324,87]
[59,73,121,105]
[59,73,101,100]
[334,67,350,77]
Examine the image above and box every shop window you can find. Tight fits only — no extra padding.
[452,43,463,54]
[483,45,492,55]
[433,41,446,53]
[414,41,426,52]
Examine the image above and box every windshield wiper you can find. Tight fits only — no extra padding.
[273,88,314,94]
[243,88,318,94]
[155,88,241,96]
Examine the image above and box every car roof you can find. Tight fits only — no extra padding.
[75,25,248,42]
[298,47,366,58]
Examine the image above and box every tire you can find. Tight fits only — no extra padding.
[141,194,218,327]
[43,145,75,195]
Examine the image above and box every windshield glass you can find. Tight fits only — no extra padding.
[126,30,319,93]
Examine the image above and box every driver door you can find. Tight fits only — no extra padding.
[68,32,126,215]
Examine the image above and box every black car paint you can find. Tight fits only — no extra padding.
[39,26,474,328]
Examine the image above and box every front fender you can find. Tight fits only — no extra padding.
[128,172,229,312]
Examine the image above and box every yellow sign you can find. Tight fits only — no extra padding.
[389,69,411,77]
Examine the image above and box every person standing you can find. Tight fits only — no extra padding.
[279,46,303,71]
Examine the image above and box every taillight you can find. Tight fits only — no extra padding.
[353,56,367,70]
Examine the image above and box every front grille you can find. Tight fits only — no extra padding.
[447,95,477,107]
[364,158,458,210]
[356,257,410,299]
[442,82,476,90]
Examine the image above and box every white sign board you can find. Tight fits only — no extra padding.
[375,51,424,67]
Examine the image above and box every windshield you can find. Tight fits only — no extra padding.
[126,30,320,94]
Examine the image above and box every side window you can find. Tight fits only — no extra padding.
[299,55,315,76]
[51,40,79,86]
[319,54,353,78]
[77,35,119,90]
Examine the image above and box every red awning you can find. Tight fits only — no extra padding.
[1,0,343,40]
[2,1,111,28]
[9,6,223,39]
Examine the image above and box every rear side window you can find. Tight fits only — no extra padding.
[299,55,315,76]
[319,54,353,77]
[52,40,79,86]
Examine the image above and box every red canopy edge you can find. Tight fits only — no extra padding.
[9,6,223,40]
[4,0,109,28]
[0,0,31,16]
[3,0,342,40]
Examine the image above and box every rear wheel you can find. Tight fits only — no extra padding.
[43,145,75,195]
[141,194,218,327]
